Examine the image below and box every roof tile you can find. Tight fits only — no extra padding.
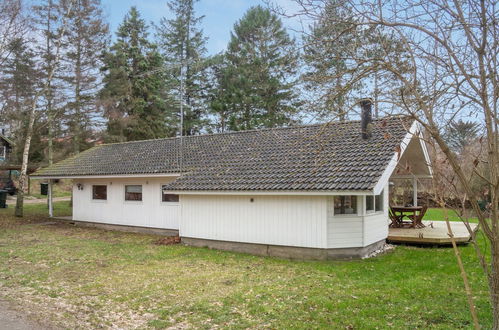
[32,116,413,191]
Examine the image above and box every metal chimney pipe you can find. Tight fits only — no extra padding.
[360,98,373,140]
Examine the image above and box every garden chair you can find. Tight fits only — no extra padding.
[389,208,403,228]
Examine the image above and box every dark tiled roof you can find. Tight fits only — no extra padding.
[32,116,414,191]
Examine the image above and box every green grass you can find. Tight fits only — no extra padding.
[23,179,72,199]
[26,190,71,199]
[0,204,492,329]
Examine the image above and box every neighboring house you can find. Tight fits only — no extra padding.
[0,132,13,163]
[31,101,432,259]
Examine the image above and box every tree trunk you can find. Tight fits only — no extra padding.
[491,241,499,329]
[15,102,36,217]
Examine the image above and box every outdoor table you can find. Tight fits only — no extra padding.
[390,206,425,228]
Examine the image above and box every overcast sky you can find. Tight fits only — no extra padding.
[103,0,291,55]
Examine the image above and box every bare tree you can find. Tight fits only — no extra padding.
[284,0,498,327]
[15,0,75,217]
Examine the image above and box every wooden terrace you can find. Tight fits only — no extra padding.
[388,221,478,245]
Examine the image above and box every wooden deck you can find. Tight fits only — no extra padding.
[388,221,479,245]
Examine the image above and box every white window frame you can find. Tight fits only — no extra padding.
[366,189,384,214]
[160,184,179,205]
[333,195,359,216]
[375,190,384,212]
[91,185,108,202]
[124,184,143,203]
[366,195,375,214]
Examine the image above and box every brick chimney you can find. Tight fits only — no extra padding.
[360,98,373,139]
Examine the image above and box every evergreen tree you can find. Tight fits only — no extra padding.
[100,7,173,142]
[302,0,356,121]
[155,0,208,136]
[212,6,300,131]
[206,54,231,132]
[444,120,481,154]
[62,0,109,154]
[32,0,65,165]
[302,0,409,120]
[0,37,43,164]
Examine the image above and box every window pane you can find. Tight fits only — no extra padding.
[125,185,142,201]
[366,195,374,212]
[163,193,179,202]
[375,190,383,212]
[334,196,357,215]
[161,185,178,202]
[92,185,107,200]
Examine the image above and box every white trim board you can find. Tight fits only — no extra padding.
[162,190,373,196]
[372,121,432,195]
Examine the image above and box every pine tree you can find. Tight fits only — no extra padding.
[155,0,208,136]
[302,0,408,120]
[205,54,230,132]
[32,0,65,165]
[212,6,300,131]
[302,0,356,121]
[62,0,109,154]
[0,37,43,164]
[444,120,481,154]
[100,7,173,142]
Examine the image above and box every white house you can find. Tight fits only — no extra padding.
[31,102,432,259]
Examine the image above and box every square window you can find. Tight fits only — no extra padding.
[92,185,107,200]
[162,185,179,202]
[334,196,357,215]
[125,185,142,201]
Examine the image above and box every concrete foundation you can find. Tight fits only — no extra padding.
[54,217,179,236]
[181,237,386,260]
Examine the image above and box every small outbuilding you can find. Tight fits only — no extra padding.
[31,104,432,259]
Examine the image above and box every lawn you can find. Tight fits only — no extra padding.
[0,203,492,329]
[24,179,72,199]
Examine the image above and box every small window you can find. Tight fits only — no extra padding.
[161,185,179,202]
[334,196,357,215]
[375,190,384,212]
[0,146,5,159]
[366,195,374,212]
[125,185,142,201]
[92,185,107,200]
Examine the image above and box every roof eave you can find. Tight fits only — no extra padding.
[372,120,432,195]
[161,189,373,196]
[30,173,182,179]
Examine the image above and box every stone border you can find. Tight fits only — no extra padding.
[182,237,386,260]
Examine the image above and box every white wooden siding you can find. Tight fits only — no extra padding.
[72,178,389,249]
[180,195,328,248]
[363,213,388,246]
[72,177,179,229]
[326,196,363,248]
[326,188,389,248]
[363,183,390,246]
